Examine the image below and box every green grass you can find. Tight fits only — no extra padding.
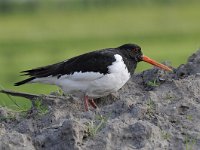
[0,1,200,108]
[86,114,109,137]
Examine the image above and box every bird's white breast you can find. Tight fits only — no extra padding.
[86,54,131,98]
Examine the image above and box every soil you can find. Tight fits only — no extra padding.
[0,50,200,150]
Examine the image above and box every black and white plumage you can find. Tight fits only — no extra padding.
[15,43,172,111]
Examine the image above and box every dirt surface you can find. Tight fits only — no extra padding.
[0,50,200,150]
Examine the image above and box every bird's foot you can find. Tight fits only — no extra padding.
[88,99,98,109]
[84,95,89,111]
[84,96,98,111]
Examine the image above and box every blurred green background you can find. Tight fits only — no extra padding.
[0,0,200,109]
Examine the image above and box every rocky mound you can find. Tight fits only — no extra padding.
[0,50,200,150]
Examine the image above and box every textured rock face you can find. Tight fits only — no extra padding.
[33,120,85,150]
[0,129,35,150]
[0,50,200,150]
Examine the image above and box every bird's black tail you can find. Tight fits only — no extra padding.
[14,77,36,86]
[14,61,62,86]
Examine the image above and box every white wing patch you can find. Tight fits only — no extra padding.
[59,72,104,81]
[31,71,104,84]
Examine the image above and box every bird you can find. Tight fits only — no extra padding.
[15,43,172,111]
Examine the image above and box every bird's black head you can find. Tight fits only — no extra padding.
[118,43,172,72]
[118,43,143,62]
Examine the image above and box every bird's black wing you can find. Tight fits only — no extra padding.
[19,49,116,79]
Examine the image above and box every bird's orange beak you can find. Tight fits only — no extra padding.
[141,55,172,71]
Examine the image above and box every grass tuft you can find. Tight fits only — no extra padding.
[184,135,197,150]
[86,114,109,137]
[147,80,160,87]
[34,99,49,116]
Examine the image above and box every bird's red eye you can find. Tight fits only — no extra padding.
[134,48,139,53]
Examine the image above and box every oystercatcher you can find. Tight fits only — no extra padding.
[15,44,172,111]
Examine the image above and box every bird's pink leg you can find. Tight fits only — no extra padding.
[88,99,98,109]
[84,95,89,111]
